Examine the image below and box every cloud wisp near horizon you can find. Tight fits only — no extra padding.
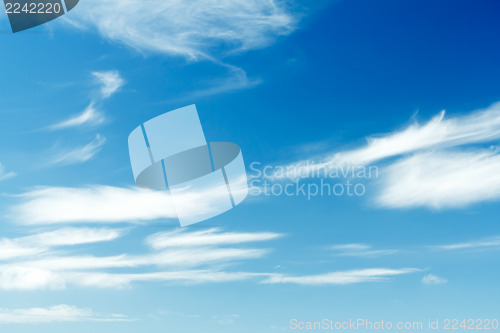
[0,305,132,324]
[0,227,420,291]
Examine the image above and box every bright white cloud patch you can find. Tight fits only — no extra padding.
[376,150,500,209]
[67,0,296,60]
[0,305,131,323]
[0,267,65,291]
[422,274,448,285]
[11,181,252,225]
[11,186,176,225]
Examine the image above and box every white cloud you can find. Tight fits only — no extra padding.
[67,0,296,61]
[0,163,16,182]
[21,228,124,247]
[376,150,500,209]
[422,274,448,285]
[92,70,125,99]
[49,103,104,130]
[274,102,500,180]
[174,65,261,101]
[330,244,398,257]
[15,248,267,271]
[0,228,280,290]
[50,134,106,165]
[48,70,123,130]
[146,228,282,249]
[64,270,263,288]
[0,305,131,323]
[11,185,177,225]
[0,228,124,261]
[10,179,249,225]
[434,236,500,251]
[0,225,419,289]
[266,101,500,209]
[0,267,65,291]
[262,268,420,285]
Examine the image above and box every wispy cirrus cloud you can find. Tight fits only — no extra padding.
[62,0,296,96]
[262,268,420,285]
[0,228,277,290]
[0,305,132,324]
[64,270,263,289]
[274,102,500,179]
[0,163,16,182]
[49,71,124,130]
[0,226,417,290]
[146,228,282,250]
[330,243,398,257]
[433,236,500,251]
[0,227,125,261]
[66,0,296,61]
[50,134,106,166]
[49,103,104,130]
[271,101,500,209]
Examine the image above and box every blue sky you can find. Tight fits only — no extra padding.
[1,0,500,332]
